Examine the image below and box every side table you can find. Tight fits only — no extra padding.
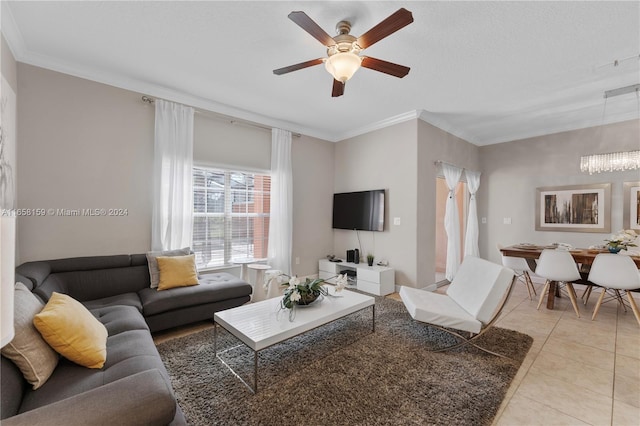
[247,263,271,302]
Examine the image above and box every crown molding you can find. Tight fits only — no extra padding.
[1,2,26,60]
[417,110,479,145]
[337,110,423,141]
[1,3,465,145]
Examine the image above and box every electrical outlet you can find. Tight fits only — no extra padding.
[481,217,487,224]
[295,257,300,265]
[393,217,401,226]
[503,217,512,225]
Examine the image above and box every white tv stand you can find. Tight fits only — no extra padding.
[318,259,395,296]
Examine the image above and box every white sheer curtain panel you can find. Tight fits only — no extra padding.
[464,169,481,258]
[151,100,194,251]
[442,163,464,281]
[267,128,293,275]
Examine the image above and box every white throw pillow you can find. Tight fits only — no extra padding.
[1,282,59,389]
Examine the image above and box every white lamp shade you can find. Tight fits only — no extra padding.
[1,216,16,347]
[324,52,362,83]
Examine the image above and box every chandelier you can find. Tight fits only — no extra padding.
[580,150,640,174]
[580,83,640,174]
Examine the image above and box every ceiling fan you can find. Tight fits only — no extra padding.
[273,8,414,97]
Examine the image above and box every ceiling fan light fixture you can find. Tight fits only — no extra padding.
[324,52,362,83]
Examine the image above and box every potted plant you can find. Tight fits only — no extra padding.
[605,229,637,253]
[367,253,375,266]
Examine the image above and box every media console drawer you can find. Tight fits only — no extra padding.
[318,259,395,296]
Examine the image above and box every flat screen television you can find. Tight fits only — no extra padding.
[332,189,385,232]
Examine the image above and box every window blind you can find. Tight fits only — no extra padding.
[192,167,270,269]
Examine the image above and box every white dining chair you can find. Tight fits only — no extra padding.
[497,244,537,300]
[535,249,581,317]
[587,254,640,325]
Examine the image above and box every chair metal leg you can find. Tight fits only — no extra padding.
[516,271,533,300]
[592,288,607,320]
[537,280,550,310]
[614,289,628,312]
[626,291,640,327]
[417,322,510,359]
[582,285,593,305]
[524,271,536,297]
[566,283,580,318]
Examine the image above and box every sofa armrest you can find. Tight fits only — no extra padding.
[3,369,177,426]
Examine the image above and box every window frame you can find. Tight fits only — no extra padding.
[192,165,270,270]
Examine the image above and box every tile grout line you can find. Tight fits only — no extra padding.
[609,306,619,426]
[493,290,559,424]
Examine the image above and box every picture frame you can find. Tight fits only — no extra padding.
[623,181,640,231]
[535,183,611,233]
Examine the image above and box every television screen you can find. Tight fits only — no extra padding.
[332,190,385,231]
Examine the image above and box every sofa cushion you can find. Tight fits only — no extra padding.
[34,293,108,369]
[18,305,171,415]
[1,356,26,419]
[1,283,58,390]
[139,272,252,316]
[156,254,199,291]
[146,247,190,289]
[82,292,142,312]
[35,265,151,303]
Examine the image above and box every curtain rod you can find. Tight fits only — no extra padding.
[141,96,301,137]
[434,160,462,168]
[434,160,480,174]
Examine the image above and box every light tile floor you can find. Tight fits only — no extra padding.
[491,280,640,426]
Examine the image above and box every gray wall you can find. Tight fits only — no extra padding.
[16,64,335,275]
[417,120,480,288]
[332,118,480,288]
[17,64,155,263]
[334,120,418,286]
[478,119,640,264]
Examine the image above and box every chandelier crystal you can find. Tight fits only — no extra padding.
[580,150,640,174]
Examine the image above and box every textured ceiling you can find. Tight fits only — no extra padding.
[2,1,639,145]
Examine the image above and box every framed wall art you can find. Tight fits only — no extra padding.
[623,181,640,231]
[535,183,611,233]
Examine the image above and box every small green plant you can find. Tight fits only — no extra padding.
[367,253,375,265]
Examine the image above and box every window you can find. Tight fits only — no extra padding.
[192,167,270,269]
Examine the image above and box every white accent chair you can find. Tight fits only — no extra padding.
[587,254,640,325]
[399,256,516,357]
[535,249,581,317]
[497,243,537,300]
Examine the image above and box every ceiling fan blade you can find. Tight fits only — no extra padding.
[273,58,324,75]
[288,11,336,47]
[361,57,410,78]
[332,79,345,97]
[357,8,413,49]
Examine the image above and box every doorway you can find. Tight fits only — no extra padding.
[435,177,467,284]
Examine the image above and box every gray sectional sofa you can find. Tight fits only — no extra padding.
[1,253,253,425]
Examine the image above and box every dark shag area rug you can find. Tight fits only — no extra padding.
[157,296,532,426]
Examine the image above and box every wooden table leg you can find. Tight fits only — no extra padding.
[547,281,557,309]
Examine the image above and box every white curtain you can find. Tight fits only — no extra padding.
[442,163,463,281]
[464,169,481,258]
[151,100,194,251]
[267,128,293,275]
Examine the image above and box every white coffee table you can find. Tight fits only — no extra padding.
[213,286,375,393]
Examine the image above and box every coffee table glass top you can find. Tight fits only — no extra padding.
[214,286,375,351]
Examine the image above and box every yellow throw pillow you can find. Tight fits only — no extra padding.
[33,292,108,369]
[156,254,199,291]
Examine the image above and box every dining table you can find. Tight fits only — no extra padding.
[499,244,640,309]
